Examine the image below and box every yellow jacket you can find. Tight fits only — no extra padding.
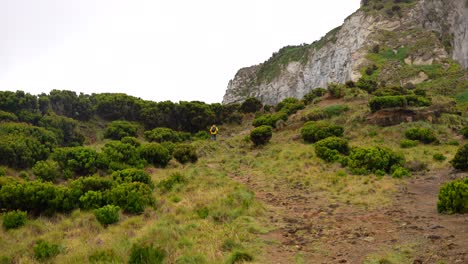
[210,126,219,135]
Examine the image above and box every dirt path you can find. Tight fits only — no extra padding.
[232,170,468,264]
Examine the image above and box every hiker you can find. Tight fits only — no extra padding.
[209,124,219,140]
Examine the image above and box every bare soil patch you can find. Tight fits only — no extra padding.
[232,170,468,263]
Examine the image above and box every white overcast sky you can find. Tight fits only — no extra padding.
[1,0,360,103]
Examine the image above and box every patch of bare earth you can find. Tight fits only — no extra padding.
[232,170,468,264]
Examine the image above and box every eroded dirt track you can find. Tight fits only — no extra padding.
[232,171,468,264]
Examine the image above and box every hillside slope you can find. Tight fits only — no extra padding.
[222,0,468,105]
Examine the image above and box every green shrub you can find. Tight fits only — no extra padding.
[303,88,327,104]
[139,143,171,167]
[250,125,273,146]
[391,166,410,178]
[240,97,262,113]
[327,83,346,98]
[104,121,138,140]
[101,141,145,169]
[356,78,378,93]
[314,137,349,162]
[112,168,152,186]
[173,144,198,164]
[94,205,120,226]
[69,176,114,194]
[38,114,85,147]
[461,126,468,139]
[128,244,165,264]
[437,178,468,214]
[0,111,18,122]
[348,146,405,175]
[369,95,431,112]
[275,98,305,115]
[32,160,59,182]
[121,136,141,147]
[252,112,288,128]
[107,182,153,214]
[300,121,344,143]
[400,139,418,148]
[33,240,60,261]
[433,153,447,162]
[144,127,190,143]
[0,167,5,177]
[226,250,253,264]
[405,128,438,144]
[18,171,29,180]
[451,144,468,171]
[158,172,187,193]
[194,131,210,140]
[79,191,105,210]
[2,210,27,230]
[0,180,78,214]
[52,147,99,176]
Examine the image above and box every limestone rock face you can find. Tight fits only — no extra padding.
[222,0,468,105]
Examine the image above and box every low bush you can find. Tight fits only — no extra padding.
[79,191,105,210]
[0,167,5,177]
[0,180,79,214]
[144,127,190,143]
[0,111,18,122]
[314,137,349,162]
[107,182,153,214]
[240,97,262,113]
[433,153,447,162]
[158,172,187,193]
[348,146,405,175]
[300,121,344,143]
[400,139,418,148]
[451,144,468,171]
[369,95,431,112]
[2,210,27,230]
[391,166,410,178]
[250,125,273,146]
[252,112,288,128]
[276,98,305,115]
[405,128,438,144]
[194,131,210,140]
[139,143,171,168]
[101,141,145,169]
[461,126,468,138]
[33,240,60,261]
[437,178,468,214]
[128,244,166,264]
[226,250,254,264]
[121,136,141,147]
[52,146,99,177]
[94,205,120,226]
[104,121,138,140]
[356,78,378,93]
[112,168,152,186]
[303,88,327,104]
[327,83,346,98]
[32,160,59,182]
[173,144,198,164]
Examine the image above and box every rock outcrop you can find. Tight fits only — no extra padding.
[222,0,467,105]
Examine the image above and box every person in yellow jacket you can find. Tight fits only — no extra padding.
[209,124,219,140]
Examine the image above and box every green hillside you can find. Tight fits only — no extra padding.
[0,72,467,264]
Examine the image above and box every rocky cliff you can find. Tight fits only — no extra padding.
[223,0,468,105]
